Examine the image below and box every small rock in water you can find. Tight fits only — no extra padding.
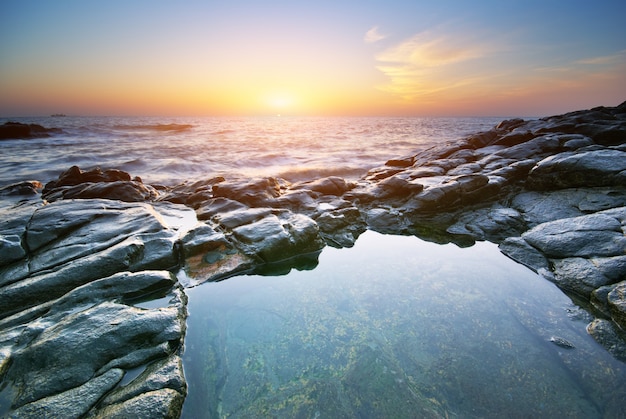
[549,336,575,349]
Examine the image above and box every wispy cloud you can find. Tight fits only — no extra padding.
[373,29,494,102]
[376,31,486,67]
[576,49,626,66]
[364,26,387,43]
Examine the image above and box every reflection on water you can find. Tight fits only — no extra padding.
[182,231,625,418]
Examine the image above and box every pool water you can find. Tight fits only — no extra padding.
[181,231,626,418]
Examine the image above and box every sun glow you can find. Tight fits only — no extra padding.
[264,92,295,111]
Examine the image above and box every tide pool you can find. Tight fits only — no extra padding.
[181,231,625,418]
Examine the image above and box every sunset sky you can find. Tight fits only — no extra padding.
[1,0,625,117]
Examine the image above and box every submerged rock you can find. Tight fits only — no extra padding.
[587,319,626,362]
[549,336,576,349]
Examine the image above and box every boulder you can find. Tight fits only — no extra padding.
[294,176,355,196]
[493,130,537,147]
[495,118,525,132]
[464,130,498,148]
[511,191,584,227]
[0,121,61,140]
[42,166,158,202]
[367,175,424,201]
[43,166,129,190]
[591,285,614,317]
[157,177,225,206]
[521,211,626,259]
[551,258,613,297]
[231,212,325,263]
[448,207,525,242]
[179,223,228,258]
[577,123,626,146]
[526,149,626,190]
[271,189,319,213]
[212,207,273,229]
[212,177,282,207]
[195,197,247,220]
[44,181,159,202]
[315,206,366,248]
[492,135,560,161]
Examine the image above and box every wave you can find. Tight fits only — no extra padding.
[211,129,237,135]
[112,123,194,132]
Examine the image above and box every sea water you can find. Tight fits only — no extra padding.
[0,116,503,187]
[2,116,624,417]
[182,232,626,418]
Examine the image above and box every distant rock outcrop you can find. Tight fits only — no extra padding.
[0,121,62,140]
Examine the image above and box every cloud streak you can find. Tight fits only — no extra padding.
[576,49,626,66]
[364,26,387,43]
[372,27,626,112]
[373,29,493,102]
[376,31,486,67]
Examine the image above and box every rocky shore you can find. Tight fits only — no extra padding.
[1,102,625,417]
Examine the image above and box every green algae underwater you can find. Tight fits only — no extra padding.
[181,231,626,418]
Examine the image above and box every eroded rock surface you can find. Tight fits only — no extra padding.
[0,199,191,417]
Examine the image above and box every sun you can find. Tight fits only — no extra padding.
[264,92,295,111]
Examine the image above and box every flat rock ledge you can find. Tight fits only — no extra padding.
[1,101,626,417]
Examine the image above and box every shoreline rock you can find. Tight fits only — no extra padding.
[1,100,625,417]
[0,121,62,140]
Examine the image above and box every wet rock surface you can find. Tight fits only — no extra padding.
[1,101,626,416]
[0,200,191,417]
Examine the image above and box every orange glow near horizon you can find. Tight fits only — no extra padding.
[0,2,625,117]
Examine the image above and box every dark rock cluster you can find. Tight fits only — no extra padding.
[0,101,625,417]
[0,121,62,140]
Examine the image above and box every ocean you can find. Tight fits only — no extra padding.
[0,116,505,188]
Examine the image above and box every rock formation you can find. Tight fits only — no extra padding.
[0,121,62,140]
[0,101,625,416]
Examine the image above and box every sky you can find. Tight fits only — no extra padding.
[1,0,625,117]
